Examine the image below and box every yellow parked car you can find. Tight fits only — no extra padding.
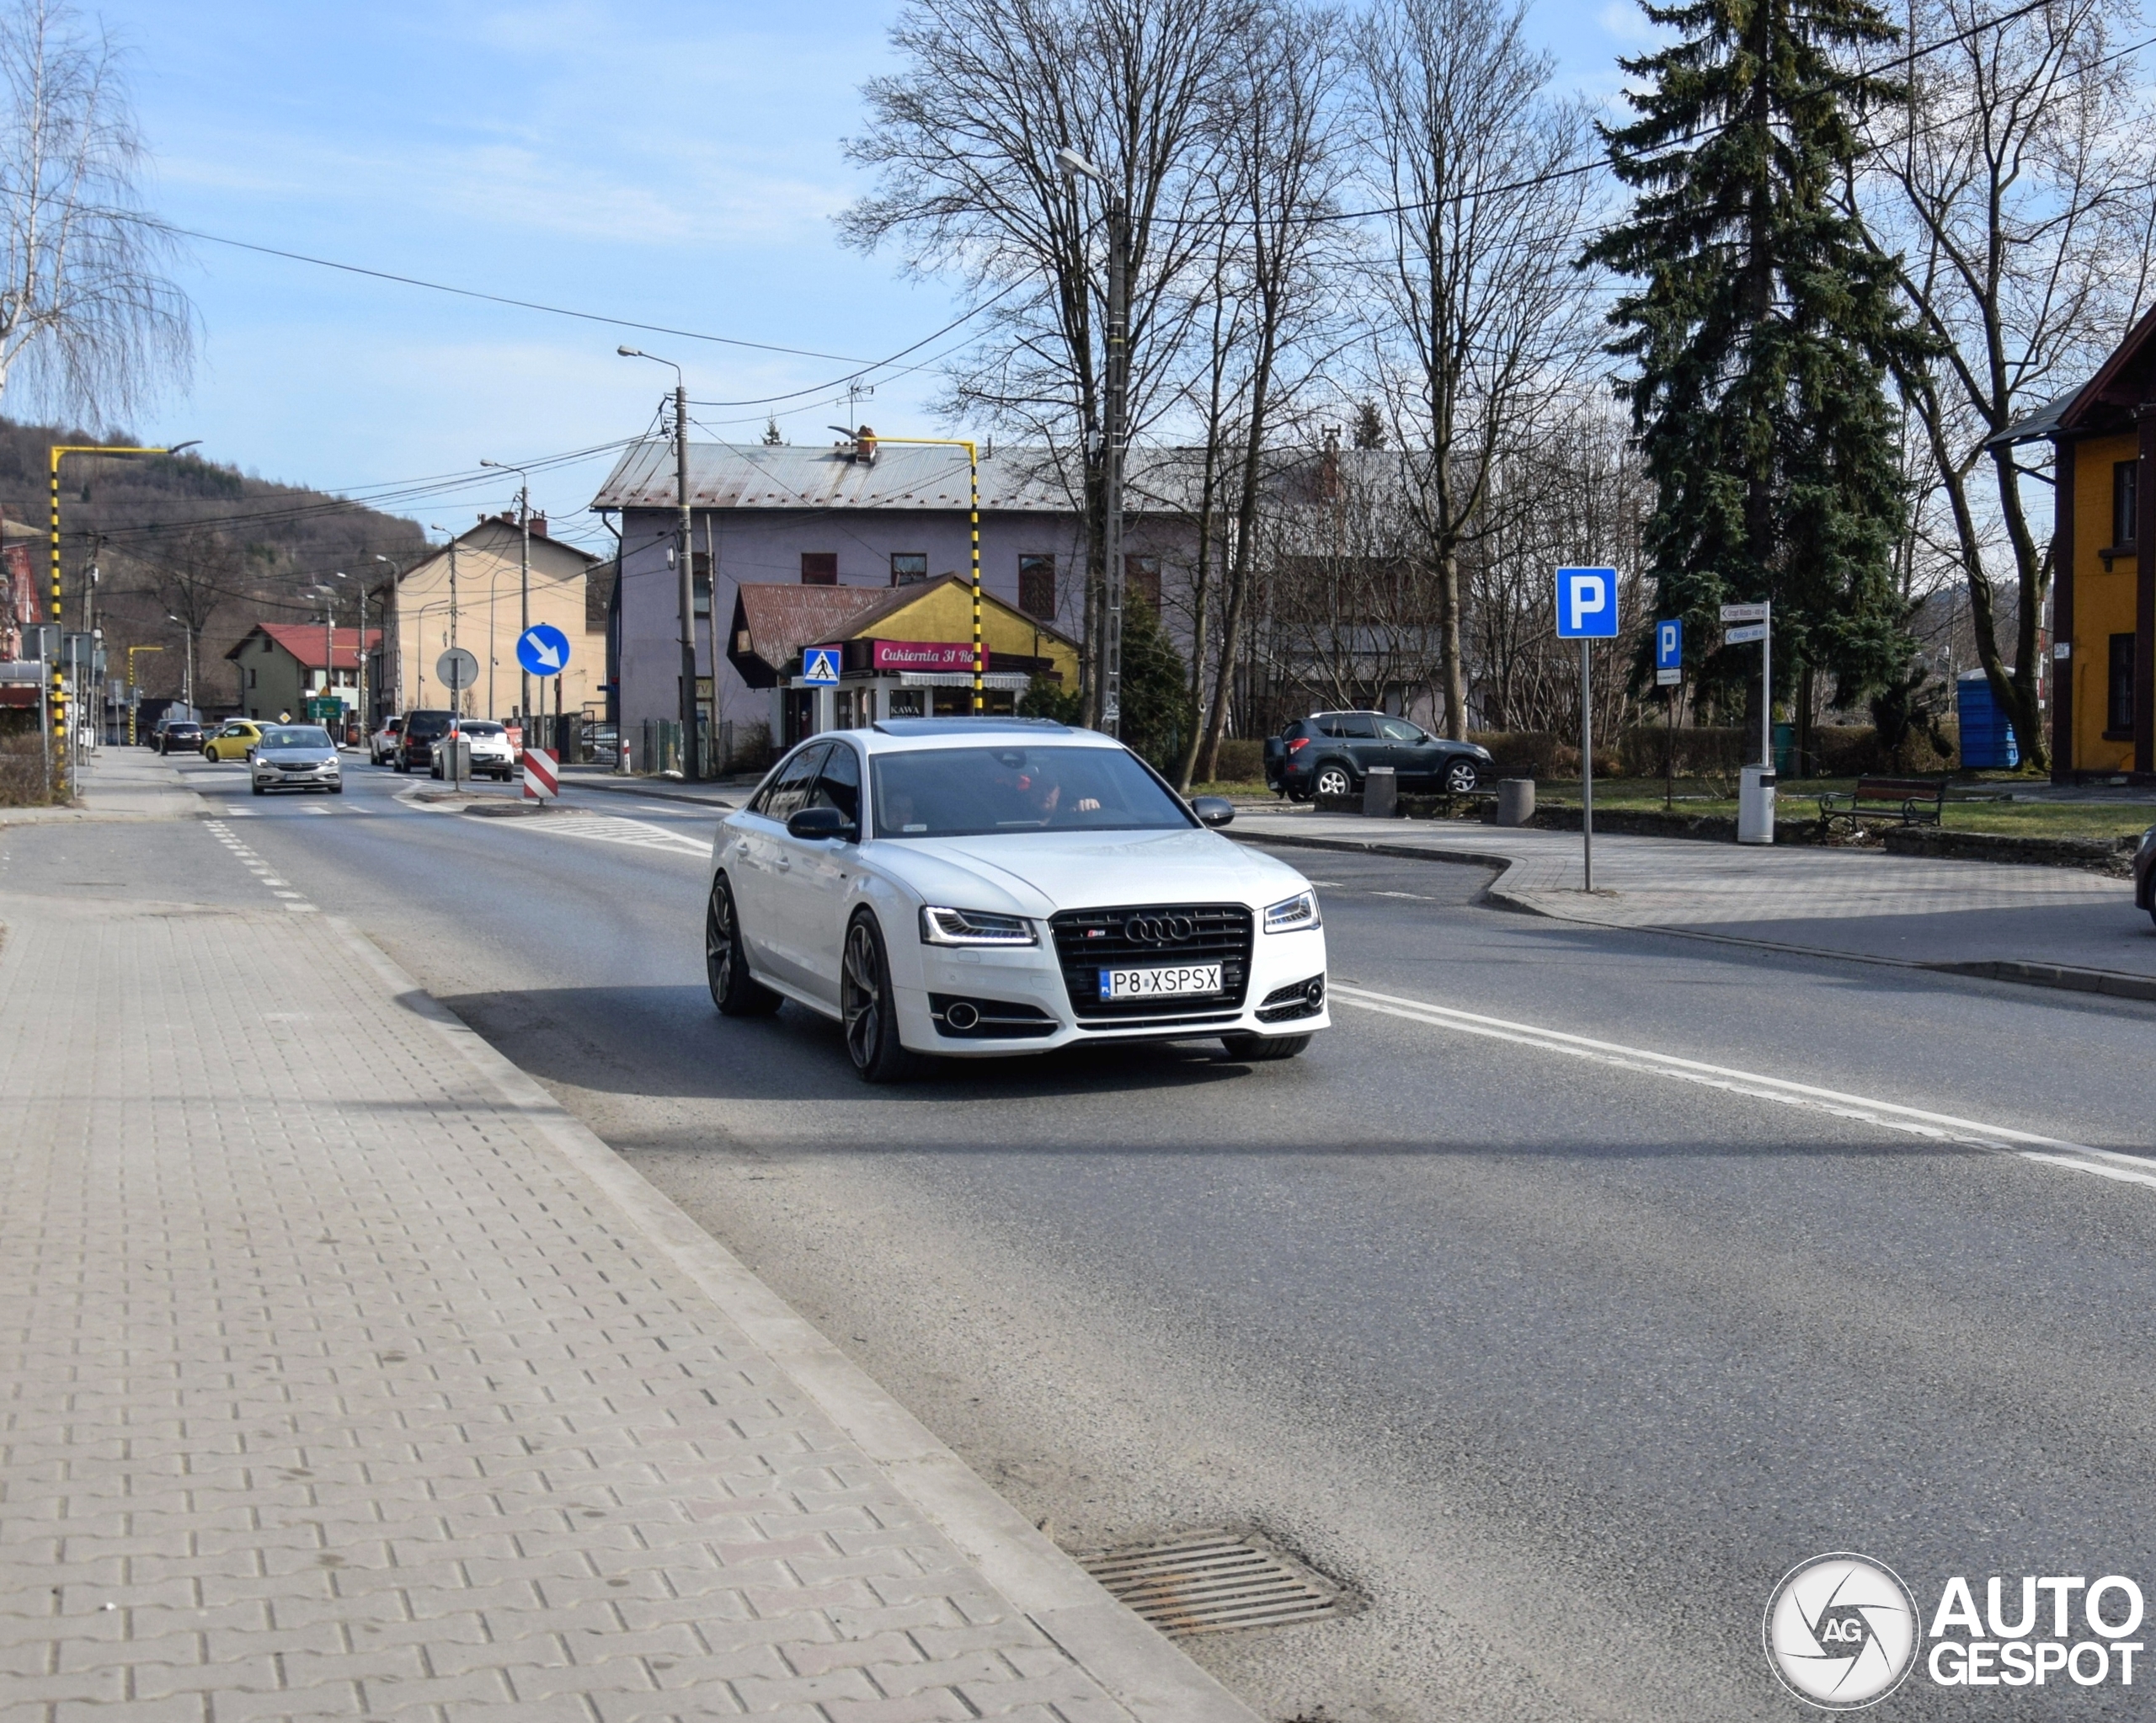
[201,720,265,762]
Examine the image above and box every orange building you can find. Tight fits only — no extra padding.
[2000,304,2156,780]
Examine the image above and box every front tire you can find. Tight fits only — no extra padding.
[1444,758,1481,793]
[1314,764,1353,799]
[841,914,926,1082]
[707,876,782,1016]
[1220,1032,1310,1062]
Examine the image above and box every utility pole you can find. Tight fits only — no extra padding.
[1055,148,1129,736]
[618,347,699,779]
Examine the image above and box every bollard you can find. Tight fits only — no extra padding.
[1362,765,1398,818]
[1496,778,1536,827]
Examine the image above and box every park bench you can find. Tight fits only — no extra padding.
[1817,776,1948,832]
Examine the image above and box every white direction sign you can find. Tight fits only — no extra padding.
[1726,623,1769,644]
[1720,601,1770,623]
[436,648,480,691]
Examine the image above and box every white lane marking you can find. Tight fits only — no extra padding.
[403,794,708,857]
[1330,983,2156,1190]
[1371,890,1435,900]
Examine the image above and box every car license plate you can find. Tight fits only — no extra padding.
[1099,963,1222,1001]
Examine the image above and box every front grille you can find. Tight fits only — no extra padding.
[1051,904,1253,1025]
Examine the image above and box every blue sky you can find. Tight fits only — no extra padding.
[102,0,1645,549]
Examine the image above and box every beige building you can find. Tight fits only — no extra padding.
[373,515,609,723]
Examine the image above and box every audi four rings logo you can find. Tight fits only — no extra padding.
[1764,1555,1920,1709]
[1124,914,1198,943]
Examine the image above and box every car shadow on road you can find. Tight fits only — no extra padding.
[429,982,1270,1105]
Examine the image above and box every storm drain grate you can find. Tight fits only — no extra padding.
[1075,1531,1344,1636]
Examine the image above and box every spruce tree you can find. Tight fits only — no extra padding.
[1586,0,1922,726]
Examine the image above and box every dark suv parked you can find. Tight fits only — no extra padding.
[152,718,204,755]
[394,709,456,774]
[1266,712,1492,800]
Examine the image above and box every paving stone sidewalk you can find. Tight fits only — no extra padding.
[1233,806,2155,988]
[0,880,1257,1723]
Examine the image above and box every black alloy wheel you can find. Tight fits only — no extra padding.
[706,875,780,1016]
[1444,757,1481,793]
[841,914,926,1082]
[1220,1032,1311,1062]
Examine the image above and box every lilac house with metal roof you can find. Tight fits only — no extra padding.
[586,438,1195,762]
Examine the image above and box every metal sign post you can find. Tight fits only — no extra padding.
[1720,602,1772,766]
[435,648,479,790]
[1556,568,1620,892]
[1656,620,1683,809]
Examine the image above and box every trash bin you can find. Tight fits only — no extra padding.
[1496,778,1535,826]
[1362,765,1399,818]
[1738,764,1777,845]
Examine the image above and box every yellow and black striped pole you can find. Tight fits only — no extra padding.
[968,444,981,712]
[48,442,173,794]
[872,435,983,712]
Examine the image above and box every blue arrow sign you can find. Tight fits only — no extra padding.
[1556,567,1619,639]
[802,646,841,686]
[516,622,571,677]
[1656,617,1682,670]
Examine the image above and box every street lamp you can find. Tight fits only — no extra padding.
[47,437,199,792]
[479,459,534,733]
[1056,147,1129,738]
[855,434,985,713]
[165,612,196,716]
[620,345,701,779]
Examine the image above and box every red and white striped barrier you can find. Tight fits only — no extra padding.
[523,747,558,801]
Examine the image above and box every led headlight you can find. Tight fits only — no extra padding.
[919,906,1038,947]
[1262,888,1321,934]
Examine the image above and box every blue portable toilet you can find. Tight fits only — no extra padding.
[1956,670,2018,770]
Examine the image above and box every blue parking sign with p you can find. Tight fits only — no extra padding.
[1656,618,1682,670]
[1556,567,1619,639]
[802,646,841,685]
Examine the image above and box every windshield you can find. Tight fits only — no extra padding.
[870,745,1193,839]
[460,722,504,736]
[260,727,332,749]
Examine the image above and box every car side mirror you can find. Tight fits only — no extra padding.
[787,805,855,842]
[1192,796,1235,828]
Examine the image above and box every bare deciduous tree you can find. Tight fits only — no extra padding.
[1354,0,1602,739]
[1858,0,2156,771]
[841,0,1252,717]
[1179,0,1349,785]
[0,0,192,419]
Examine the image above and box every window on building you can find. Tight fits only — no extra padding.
[890,552,928,586]
[1126,554,1162,613]
[2114,461,2138,548]
[692,551,712,617]
[1018,554,1056,620]
[801,552,838,585]
[2109,633,2136,734]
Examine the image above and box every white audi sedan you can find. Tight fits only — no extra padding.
[705,718,1329,1080]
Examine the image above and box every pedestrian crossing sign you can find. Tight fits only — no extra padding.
[803,647,841,685]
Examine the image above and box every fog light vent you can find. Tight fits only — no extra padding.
[1073,1530,1344,1636]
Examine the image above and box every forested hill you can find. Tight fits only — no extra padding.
[0,415,430,706]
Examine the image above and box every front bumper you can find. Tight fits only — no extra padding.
[253,764,340,790]
[892,925,1330,1057]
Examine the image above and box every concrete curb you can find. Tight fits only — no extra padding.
[328,920,1261,1723]
[1235,827,2156,1011]
[558,771,741,810]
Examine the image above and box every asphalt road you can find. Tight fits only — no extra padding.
[11,753,2156,1723]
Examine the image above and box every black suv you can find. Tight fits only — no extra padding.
[152,718,204,755]
[1266,712,1492,800]
[394,709,456,774]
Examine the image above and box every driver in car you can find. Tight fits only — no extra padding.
[999,753,1101,824]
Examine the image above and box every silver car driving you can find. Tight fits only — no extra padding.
[250,724,343,796]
